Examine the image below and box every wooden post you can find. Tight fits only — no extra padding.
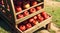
[46,22,51,30]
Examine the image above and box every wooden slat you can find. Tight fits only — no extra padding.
[16,9,43,24]
[46,22,51,30]
[16,25,23,33]
[16,2,44,15]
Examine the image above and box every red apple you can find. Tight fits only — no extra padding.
[26,23,32,29]
[41,11,49,19]
[29,18,34,23]
[37,14,41,17]
[19,25,26,31]
[37,14,44,22]
[31,1,37,6]
[15,6,22,12]
[33,16,37,20]
[23,11,29,16]
[36,6,42,11]
[17,14,24,19]
[32,20,38,25]
[37,14,43,17]
[30,8,36,13]
[38,16,44,22]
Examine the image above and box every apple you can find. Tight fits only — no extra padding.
[29,18,34,23]
[41,11,49,19]
[26,23,32,29]
[19,25,26,31]
[32,20,38,25]
[31,1,37,6]
[17,14,24,19]
[23,2,30,9]
[37,14,41,16]
[33,16,37,20]
[37,14,41,17]
[30,8,36,13]
[15,6,22,12]
[36,6,42,11]
[23,11,29,16]
[37,14,44,22]
[37,16,44,22]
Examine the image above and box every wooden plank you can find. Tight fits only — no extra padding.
[16,25,23,33]
[16,2,44,15]
[16,16,52,33]
[16,9,44,24]
[46,22,51,30]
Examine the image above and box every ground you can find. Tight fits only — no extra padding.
[44,0,60,28]
[0,0,60,33]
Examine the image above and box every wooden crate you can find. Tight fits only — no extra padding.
[16,15,52,33]
[0,0,44,24]
[0,0,52,33]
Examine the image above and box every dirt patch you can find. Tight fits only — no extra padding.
[40,30,50,33]
[50,23,60,31]
[45,0,60,7]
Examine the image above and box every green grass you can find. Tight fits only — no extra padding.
[53,0,60,2]
[44,6,60,28]
[49,29,55,33]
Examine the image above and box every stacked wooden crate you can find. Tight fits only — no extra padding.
[0,0,52,33]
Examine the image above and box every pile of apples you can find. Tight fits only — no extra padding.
[17,6,42,19]
[15,0,43,19]
[18,11,50,31]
